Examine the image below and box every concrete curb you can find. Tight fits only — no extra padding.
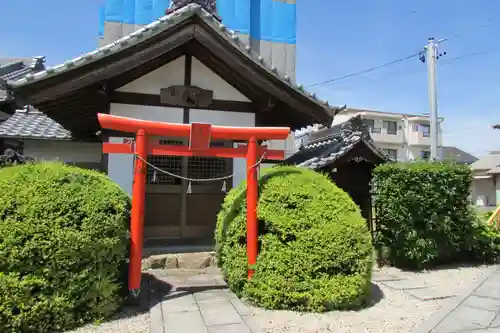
[413,265,499,333]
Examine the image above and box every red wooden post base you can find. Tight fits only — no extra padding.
[98,114,289,295]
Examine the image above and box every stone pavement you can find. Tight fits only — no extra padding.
[146,268,263,333]
[414,265,500,333]
[373,269,459,302]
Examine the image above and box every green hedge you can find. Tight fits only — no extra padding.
[215,166,373,312]
[372,161,499,269]
[0,162,130,332]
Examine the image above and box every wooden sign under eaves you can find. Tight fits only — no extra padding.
[160,85,214,108]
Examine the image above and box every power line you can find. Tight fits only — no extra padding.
[305,52,420,88]
[438,19,499,44]
[331,45,500,91]
[305,19,499,90]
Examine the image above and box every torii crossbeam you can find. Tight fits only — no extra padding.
[98,113,290,296]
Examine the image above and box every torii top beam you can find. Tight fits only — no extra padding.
[98,114,290,141]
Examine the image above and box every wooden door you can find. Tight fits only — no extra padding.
[144,138,232,242]
[144,139,184,240]
[184,140,232,240]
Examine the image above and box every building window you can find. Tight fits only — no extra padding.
[383,148,398,160]
[383,121,398,135]
[420,150,430,160]
[363,119,381,133]
[419,124,430,137]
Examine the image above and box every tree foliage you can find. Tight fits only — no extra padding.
[373,161,500,269]
[0,162,130,332]
[215,166,373,312]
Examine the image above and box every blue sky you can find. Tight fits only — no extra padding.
[1,0,499,157]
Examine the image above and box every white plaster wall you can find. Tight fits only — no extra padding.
[472,178,496,206]
[108,55,288,192]
[23,140,101,163]
[108,104,184,195]
[117,56,185,94]
[110,103,184,122]
[190,109,255,188]
[266,134,296,158]
[191,57,250,102]
[107,136,134,196]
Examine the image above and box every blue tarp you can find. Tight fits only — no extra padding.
[102,0,295,44]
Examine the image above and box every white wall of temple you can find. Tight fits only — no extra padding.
[23,140,102,164]
[107,55,290,192]
[191,58,250,102]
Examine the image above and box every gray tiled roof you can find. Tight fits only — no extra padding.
[0,109,70,140]
[0,57,45,103]
[441,146,478,165]
[470,152,500,171]
[284,115,387,170]
[6,4,335,114]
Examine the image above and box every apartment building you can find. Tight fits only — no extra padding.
[332,108,443,162]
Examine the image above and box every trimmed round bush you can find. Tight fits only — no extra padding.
[0,162,130,332]
[215,166,373,312]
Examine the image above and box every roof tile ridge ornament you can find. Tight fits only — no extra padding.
[0,149,35,167]
[30,56,46,71]
[166,0,219,19]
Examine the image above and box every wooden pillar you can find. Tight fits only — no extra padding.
[246,137,258,279]
[129,129,147,294]
[180,55,192,237]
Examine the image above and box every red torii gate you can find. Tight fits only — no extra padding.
[98,113,290,295]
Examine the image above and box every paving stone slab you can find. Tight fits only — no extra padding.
[432,304,497,333]
[230,297,252,316]
[199,298,243,326]
[194,289,231,302]
[214,275,228,287]
[458,328,500,333]
[474,281,500,300]
[463,295,500,312]
[207,323,252,333]
[406,287,456,301]
[243,315,264,333]
[382,279,427,290]
[490,313,500,328]
[163,310,208,333]
[372,272,404,282]
[150,295,164,333]
[161,292,199,313]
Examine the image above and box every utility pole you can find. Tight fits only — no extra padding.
[425,37,439,160]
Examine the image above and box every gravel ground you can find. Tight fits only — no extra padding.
[63,264,493,333]
[250,264,493,333]
[65,304,150,333]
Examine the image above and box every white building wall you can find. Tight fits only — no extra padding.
[109,57,186,195]
[189,109,255,188]
[117,56,185,94]
[191,58,250,102]
[107,55,285,192]
[472,177,496,206]
[332,109,443,161]
[23,140,101,164]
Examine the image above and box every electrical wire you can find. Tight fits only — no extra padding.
[331,45,500,91]
[305,18,499,89]
[305,52,420,88]
[438,19,499,44]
